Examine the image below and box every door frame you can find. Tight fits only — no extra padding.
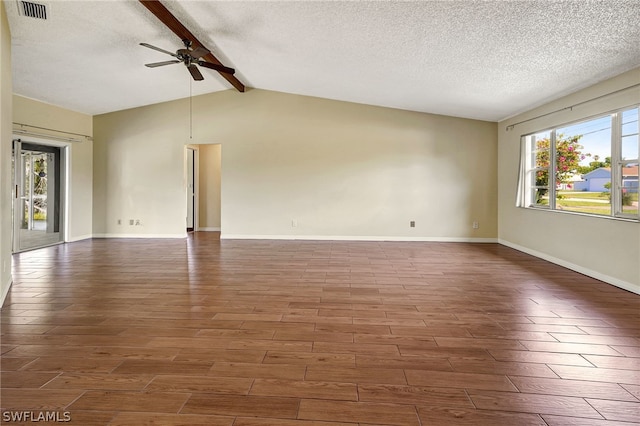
[185,146,198,232]
[12,135,70,253]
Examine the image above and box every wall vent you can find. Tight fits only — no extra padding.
[17,1,48,19]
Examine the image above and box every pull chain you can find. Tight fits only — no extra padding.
[189,77,193,139]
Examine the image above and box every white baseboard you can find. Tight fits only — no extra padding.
[92,233,187,239]
[67,234,92,243]
[499,239,639,295]
[221,234,498,243]
[197,227,221,232]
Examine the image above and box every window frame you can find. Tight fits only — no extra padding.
[519,105,639,222]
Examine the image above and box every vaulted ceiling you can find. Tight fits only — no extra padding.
[6,0,640,121]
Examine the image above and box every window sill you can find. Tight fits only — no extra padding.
[522,206,639,223]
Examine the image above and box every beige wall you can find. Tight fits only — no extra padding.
[93,89,498,240]
[13,96,94,241]
[198,144,221,230]
[0,2,12,305]
[498,68,640,293]
[93,98,190,237]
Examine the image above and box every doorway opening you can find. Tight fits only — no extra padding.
[185,144,221,235]
[12,140,66,252]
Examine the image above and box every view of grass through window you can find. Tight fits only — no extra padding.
[523,106,639,219]
[555,115,613,216]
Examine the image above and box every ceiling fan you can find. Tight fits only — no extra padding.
[140,39,235,81]
[138,0,245,91]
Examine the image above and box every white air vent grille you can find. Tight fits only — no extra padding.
[18,1,48,19]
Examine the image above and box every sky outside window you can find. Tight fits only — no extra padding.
[557,116,611,166]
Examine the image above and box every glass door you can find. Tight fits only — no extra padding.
[12,140,64,252]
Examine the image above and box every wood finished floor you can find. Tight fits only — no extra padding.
[1,232,639,425]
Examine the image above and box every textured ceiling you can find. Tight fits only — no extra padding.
[6,0,640,121]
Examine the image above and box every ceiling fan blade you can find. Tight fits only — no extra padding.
[187,64,204,81]
[139,0,245,92]
[190,46,209,59]
[139,42,178,57]
[145,60,181,68]
[197,61,235,75]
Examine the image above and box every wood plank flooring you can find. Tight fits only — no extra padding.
[1,232,639,425]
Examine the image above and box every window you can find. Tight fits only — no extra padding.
[519,106,639,220]
[620,108,639,216]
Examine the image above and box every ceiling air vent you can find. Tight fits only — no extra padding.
[17,1,48,19]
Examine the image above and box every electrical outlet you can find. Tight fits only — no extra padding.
[117,219,121,225]
[291,219,298,228]
[129,219,134,225]
[410,221,415,228]
[473,221,479,229]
